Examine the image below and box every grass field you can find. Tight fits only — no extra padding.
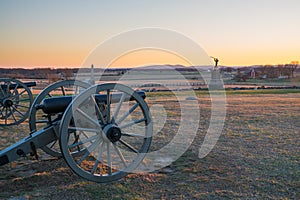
[0,90,299,199]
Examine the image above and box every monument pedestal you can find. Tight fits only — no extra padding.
[208,69,223,90]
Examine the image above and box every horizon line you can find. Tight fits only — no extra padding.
[0,63,298,69]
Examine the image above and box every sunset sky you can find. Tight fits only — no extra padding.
[0,0,299,68]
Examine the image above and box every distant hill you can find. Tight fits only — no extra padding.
[128,64,213,71]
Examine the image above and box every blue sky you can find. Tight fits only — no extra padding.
[0,0,299,67]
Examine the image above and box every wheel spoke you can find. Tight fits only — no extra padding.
[91,158,100,175]
[119,118,146,129]
[113,144,128,167]
[76,108,100,127]
[61,86,66,96]
[5,107,8,124]
[91,95,105,124]
[98,141,106,161]
[107,142,112,175]
[77,150,90,165]
[91,142,105,175]
[0,86,5,96]
[72,132,81,152]
[112,93,125,123]
[122,132,147,138]
[80,130,91,139]
[0,106,5,117]
[77,138,100,165]
[17,89,27,96]
[5,82,10,94]
[91,154,100,175]
[119,139,139,153]
[8,107,17,122]
[12,84,19,95]
[106,90,111,124]
[68,134,98,148]
[116,102,139,124]
[13,104,29,109]
[12,105,25,117]
[68,126,100,133]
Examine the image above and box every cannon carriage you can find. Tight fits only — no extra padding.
[0,80,152,183]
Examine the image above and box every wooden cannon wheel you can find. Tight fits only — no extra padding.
[59,83,152,183]
[29,80,90,157]
[0,78,33,126]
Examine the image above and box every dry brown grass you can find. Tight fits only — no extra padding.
[0,91,299,199]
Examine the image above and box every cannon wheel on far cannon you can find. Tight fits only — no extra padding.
[0,78,33,126]
[60,83,152,182]
[29,80,90,157]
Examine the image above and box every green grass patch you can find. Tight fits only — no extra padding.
[225,89,300,95]
[146,89,300,97]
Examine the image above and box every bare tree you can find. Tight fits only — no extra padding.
[61,68,73,80]
[290,61,299,78]
[277,64,284,77]
[263,65,278,79]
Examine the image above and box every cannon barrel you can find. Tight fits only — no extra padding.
[0,81,36,90]
[22,81,37,88]
[1,82,36,90]
[37,91,146,114]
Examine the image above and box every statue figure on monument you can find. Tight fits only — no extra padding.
[210,56,219,70]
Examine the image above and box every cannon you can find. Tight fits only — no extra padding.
[0,80,152,183]
[0,78,36,126]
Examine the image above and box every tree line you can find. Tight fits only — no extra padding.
[222,61,299,81]
[0,68,78,80]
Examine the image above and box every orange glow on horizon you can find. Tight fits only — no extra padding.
[107,49,192,68]
[0,47,299,68]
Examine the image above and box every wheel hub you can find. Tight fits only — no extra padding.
[102,124,122,143]
[3,99,13,108]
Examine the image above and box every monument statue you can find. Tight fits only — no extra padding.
[209,56,223,90]
[210,56,219,70]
